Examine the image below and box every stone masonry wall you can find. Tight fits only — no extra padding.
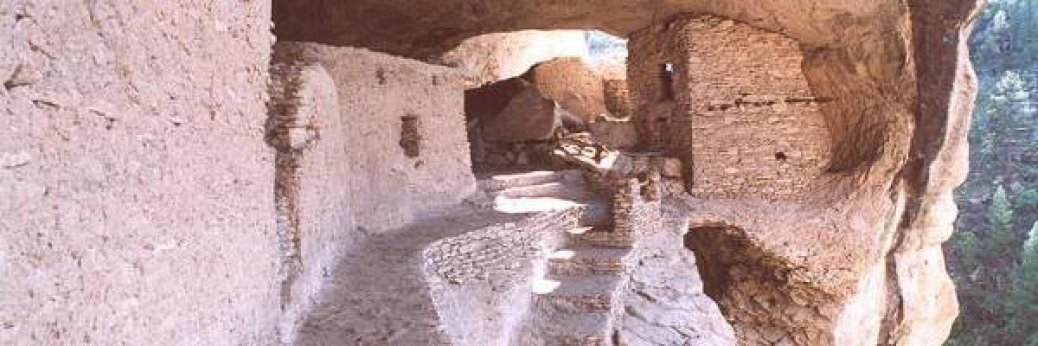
[627,20,691,149]
[423,210,577,345]
[1,1,279,344]
[630,16,831,199]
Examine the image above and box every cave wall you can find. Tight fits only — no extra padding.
[630,16,832,199]
[0,1,279,344]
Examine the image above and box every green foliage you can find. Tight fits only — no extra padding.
[988,186,1017,258]
[947,187,1030,344]
[942,0,1037,344]
[1010,223,1038,341]
[1017,188,1038,210]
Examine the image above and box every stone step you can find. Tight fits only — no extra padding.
[532,275,626,313]
[566,226,632,249]
[478,169,582,192]
[517,312,614,346]
[548,246,630,276]
[495,181,586,199]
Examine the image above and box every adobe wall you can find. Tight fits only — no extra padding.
[0,1,279,344]
[269,43,478,336]
[274,43,478,233]
[629,16,832,199]
[266,61,351,338]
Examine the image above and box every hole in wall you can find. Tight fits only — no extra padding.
[400,114,421,158]
[774,152,788,161]
[659,62,675,101]
[376,68,387,85]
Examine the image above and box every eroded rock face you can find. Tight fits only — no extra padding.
[619,215,736,346]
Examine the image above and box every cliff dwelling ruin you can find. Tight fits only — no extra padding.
[2,0,984,345]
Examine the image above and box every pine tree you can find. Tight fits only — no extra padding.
[986,186,1017,266]
[1010,222,1038,344]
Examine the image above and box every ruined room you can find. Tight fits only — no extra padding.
[2,0,982,345]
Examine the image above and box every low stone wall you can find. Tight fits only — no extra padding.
[422,209,579,345]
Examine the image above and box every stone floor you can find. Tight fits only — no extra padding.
[292,206,524,345]
[618,246,737,345]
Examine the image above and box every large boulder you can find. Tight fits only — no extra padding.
[480,87,562,142]
[464,77,528,121]
[527,57,610,123]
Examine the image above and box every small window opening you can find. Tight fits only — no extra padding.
[400,115,421,158]
[659,63,675,101]
[774,152,788,161]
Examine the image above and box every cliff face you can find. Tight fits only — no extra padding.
[275,0,982,344]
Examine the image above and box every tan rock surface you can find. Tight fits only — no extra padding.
[1,1,279,344]
[527,57,610,123]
